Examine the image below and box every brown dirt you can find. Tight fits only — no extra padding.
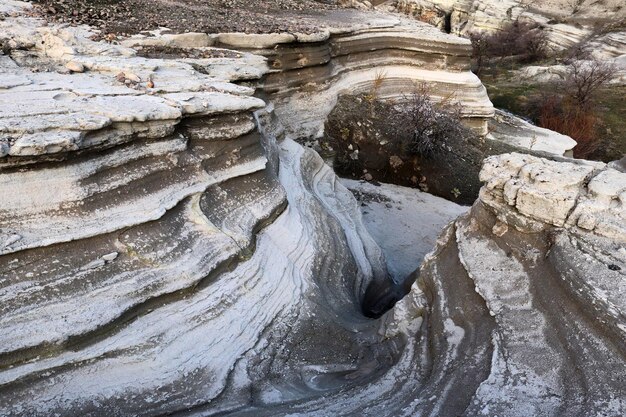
[29,0,342,36]
[135,45,244,59]
[324,94,543,205]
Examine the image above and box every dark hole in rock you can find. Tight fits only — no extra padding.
[444,13,452,34]
[361,272,416,319]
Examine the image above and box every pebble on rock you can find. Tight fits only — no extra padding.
[65,61,85,73]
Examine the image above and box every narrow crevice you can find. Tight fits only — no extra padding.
[444,13,452,34]
[361,271,417,319]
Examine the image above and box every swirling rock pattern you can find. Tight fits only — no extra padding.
[1,2,625,417]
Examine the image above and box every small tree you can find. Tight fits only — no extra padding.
[531,57,617,159]
[469,31,489,76]
[563,58,617,108]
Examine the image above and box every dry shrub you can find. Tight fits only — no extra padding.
[563,58,617,108]
[536,95,598,158]
[470,20,548,74]
[525,55,616,160]
[390,87,473,157]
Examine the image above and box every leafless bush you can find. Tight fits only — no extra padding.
[469,31,489,76]
[469,20,548,73]
[530,57,617,159]
[389,88,473,157]
[563,58,617,108]
[536,94,599,158]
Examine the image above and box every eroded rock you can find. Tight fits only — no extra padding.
[0,2,624,417]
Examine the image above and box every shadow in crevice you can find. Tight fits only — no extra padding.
[361,270,417,318]
[444,13,452,34]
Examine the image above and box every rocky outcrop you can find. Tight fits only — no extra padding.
[384,0,626,55]
[380,152,626,417]
[122,10,495,138]
[0,0,287,368]
[0,4,390,415]
[1,2,625,417]
[488,109,577,156]
[257,15,495,137]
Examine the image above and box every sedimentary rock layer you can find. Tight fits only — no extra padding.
[1,2,625,417]
[256,18,494,138]
[123,10,494,138]
[386,0,626,54]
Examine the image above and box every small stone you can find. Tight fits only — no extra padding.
[80,259,106,271]
[492,221,508,237]
[65,61,85,73]
[0,141,9,157]
[102,252,119,262]
[577,213,597,230]
[125,72,141,83]
[389,155,403,169]
[2,233,22,248]
[363,173,373,181]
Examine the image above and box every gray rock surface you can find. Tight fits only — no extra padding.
[385,0,626,55]
[0,2,624,417]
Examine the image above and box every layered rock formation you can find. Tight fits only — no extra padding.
[409,152,626,417]
[384,0,626,56]
[1,1,625,417]
[123,9,495,138]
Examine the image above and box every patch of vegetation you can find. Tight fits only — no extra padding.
[484,73,625,162]
[470,20,548,76]
[324,92,497,205]
[470,14,624,161]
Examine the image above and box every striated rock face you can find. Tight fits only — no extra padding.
[0,8,390,414]
[255,15,495,138]
[348,151,626,417]
[385,0,626,54]
[122,9,495,138]
[1,2,625,417]
[7,150,620,417]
